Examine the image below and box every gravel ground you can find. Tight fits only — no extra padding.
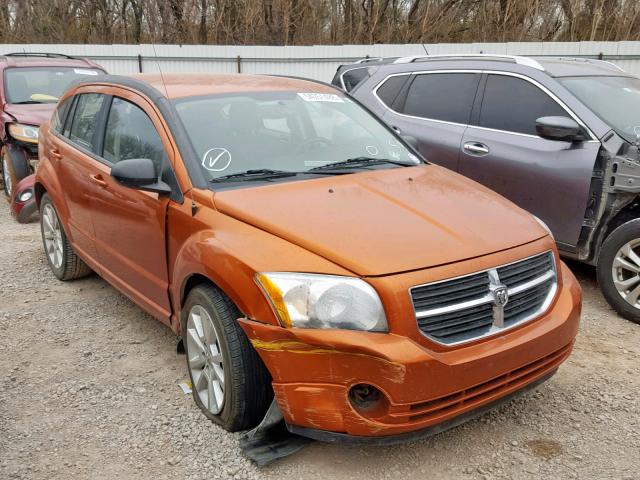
[0,201,638,480]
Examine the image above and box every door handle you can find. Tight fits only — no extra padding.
[89,174,108,188]
[50,148,63,160]
[463,142,490,156]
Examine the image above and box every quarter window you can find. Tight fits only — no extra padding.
[341,68,370,92]
[51,97,71,134]
[68,93,105,151]
[479,75,567,136]
[402,73,480,124]
[376,75,410,109]
[103,97,166,169]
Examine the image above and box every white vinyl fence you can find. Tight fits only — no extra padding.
[3,42,640,81]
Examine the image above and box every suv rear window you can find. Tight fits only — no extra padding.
[479,75,566,136]
[402,73,480,124]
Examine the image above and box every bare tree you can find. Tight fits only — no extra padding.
[1,0,640,45]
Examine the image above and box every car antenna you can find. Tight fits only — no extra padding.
[151,42,170,99]
[149,44,198,216]
[421,44,429,55]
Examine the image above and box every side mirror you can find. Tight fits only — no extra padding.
[401,134,419,149]
[536,116,585,142]
[110,158,172,195]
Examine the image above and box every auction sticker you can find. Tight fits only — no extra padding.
[74,68,99,75]
[298,93,344,103]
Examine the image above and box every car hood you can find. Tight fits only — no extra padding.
[3,103,56,126]
[213,165,547,276]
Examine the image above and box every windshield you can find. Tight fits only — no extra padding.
[559,75,640,143]
[4,67,103,104]
[173,91,420,182]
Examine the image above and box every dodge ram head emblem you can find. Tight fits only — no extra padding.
[493,285,509,307]
[488,269,509,328]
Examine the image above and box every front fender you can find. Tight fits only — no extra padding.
[170,206,353,332]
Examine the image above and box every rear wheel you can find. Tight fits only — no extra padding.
[183,285,272,431]
[2,145,30,199]
[40,193,92,281]
[597,219,640,324]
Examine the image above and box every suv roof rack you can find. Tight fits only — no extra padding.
[4,52,77,59]
[542,56,624,72]
[393,54,545,71]
[354,57,386,64]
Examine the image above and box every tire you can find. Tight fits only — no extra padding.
[182,284,273,431]
[39,193,92,281]
[597,218,640,324]
[2,145,31,199]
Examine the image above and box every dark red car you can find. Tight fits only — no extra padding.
[0,52,105,221]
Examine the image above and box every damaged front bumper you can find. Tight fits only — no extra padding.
[286,369,556,445]
[239,261,581,441]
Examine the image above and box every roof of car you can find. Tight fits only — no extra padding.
[98,73,338,99]
[338,54,629,79]
[0,53,103,70]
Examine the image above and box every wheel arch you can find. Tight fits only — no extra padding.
[34,181,47,208]
[180,273,222,311]
[602,199,640,241]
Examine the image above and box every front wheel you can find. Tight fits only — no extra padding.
[597,219,640,324]
[182,285,272,431]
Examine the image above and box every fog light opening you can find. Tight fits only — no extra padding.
[349,383,382,411]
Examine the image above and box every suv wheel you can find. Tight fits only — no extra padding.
[182,285,272,431]
[597,219,640,324]
[2,145,30,198]
[40,193,92,280]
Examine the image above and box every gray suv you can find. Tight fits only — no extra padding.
[334,54,640,324]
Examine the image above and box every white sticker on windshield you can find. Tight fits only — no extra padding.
[202,148,232,172]
[74,68,99,75]
[297,93,344,103]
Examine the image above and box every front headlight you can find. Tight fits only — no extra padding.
[533,215,554,239]
[8,123,39,144]
[18,189,33,202]
[256,272,388,332]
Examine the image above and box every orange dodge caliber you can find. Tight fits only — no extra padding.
[35,73,581,443]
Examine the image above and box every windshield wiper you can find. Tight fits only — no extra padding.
[12,100,44,105]
[210,169,299,182]
[309,156,415,171]
[210,168,351,183]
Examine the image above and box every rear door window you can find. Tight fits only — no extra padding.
[479,74,567,136]
[401,73,480,125]
[67,93,105,151]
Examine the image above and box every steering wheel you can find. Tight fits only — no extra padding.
[294,137,332,155]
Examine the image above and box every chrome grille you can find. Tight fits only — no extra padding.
[410,251,557,345]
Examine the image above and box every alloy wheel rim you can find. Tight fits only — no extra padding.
[186,305,225,415]
[2,156,11,197]
[42,204,64,269]
[612,238,640,308]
